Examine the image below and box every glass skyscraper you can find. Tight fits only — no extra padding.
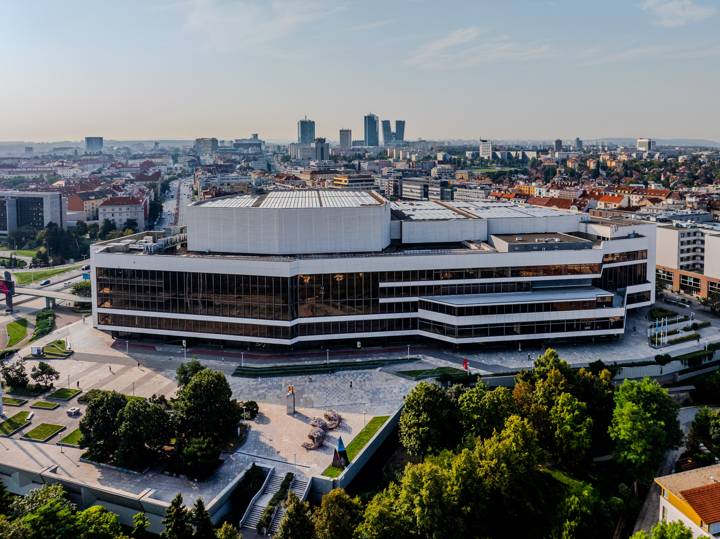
[364,114,379,147]
[297,117,315,144]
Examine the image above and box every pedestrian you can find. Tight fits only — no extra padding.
[137,361,140,369]
[350,380,353,389]
[76,380,80,388]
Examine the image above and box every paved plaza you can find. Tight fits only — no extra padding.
[2,299,718,507]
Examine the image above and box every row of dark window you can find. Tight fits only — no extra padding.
[95,263,646,321]
[380,281,531,299]
[378,264,601,283]
[626,291,651,305]
[418,317,625,339]
[97,313,416,339]
[602,250,648,264]
[418,296,613,317]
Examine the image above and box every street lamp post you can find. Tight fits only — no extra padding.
[241,351,244,368]
[326,349,329,366]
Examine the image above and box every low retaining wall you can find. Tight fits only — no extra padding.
[309,406,402,502]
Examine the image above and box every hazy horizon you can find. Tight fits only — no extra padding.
[2,0,719,142]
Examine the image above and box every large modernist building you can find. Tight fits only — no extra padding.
[91,190,655,347]
[0,191,65,234]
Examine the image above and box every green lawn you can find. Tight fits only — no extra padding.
[14,249,39,258]
[30,400,60,410]
[0,411,31,436]
[2,395,27,406]
[23,423,65,442]
[47,388,81,401]
[6,318,28,347]
[14,264,82,286]
[59,428,83,447]
[322,416,390,478]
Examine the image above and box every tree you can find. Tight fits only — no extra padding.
[190,499,213,539]
[0,480,13,516]
[79,390,127,462]
[459,385,516,439]
[16,496,78,539]
[173,369,239,444]
[10,484,73,518]
[1,358,28,388]
[99,219,116,240]
[180,437,221,480]
[630,520,693,539]
[115,397,171,469]
[399,382,460,458]
[161,494,193,539]
[274,492,315,539]
[549,392,593,467]
[312,489,362,539]
[71,280,92,297]
[215,522,242,539]
[75,505,122,539]
[609,378,682,483]
[74,221,88,237]
[30,361,60,389]
[355,484,413,539]
[124,219,139,232]
[176,359,207,387]
[132,512,151,539]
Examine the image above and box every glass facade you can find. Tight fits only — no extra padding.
[419,296,613,317]
[626,291,651,305]
[16,197,45,229]
[0,199,7,231]
[419,317,625,339]
[602,250,648,264]
[97,313,416,339]
[95,251,643,343]
[593,263,647,291]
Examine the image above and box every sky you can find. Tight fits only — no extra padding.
[1,0,719,142]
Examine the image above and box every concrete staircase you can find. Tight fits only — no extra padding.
[241,470,284,531]
[268,475,309,535]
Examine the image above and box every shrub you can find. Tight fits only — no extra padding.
[241,400,259,420]
[257,472,294,533]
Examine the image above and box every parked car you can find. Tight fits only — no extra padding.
[81,265,90,271]
[40,279,51,286]
[66,407,81,417]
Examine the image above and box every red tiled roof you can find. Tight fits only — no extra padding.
[598,194,625,203]
[681,482,720,525]
[100,197,141,207]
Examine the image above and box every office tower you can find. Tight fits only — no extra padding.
[637,138,655,152]
[364,113,379,147]
[313,138,330,161]
[574,137,583,151]
[339,129,352,148]
[395,120,406,143]
[479,139,493,160]
[194,138,218,155]
[554,139,563,152]
[85,137,104,154]
[297,117,315,144]
[382,120,393,145]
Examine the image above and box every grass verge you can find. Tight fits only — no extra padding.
[2,396,27,406]
[6,319,28,347]
[58,428,83,447]
[14,264,82,286]
[322,416,390,478]
[47,388,81,401]
[0,411,31,436]
[23,423,65,442]
[30,400,60,410]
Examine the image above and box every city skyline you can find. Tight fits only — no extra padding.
[1,0,719,141]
